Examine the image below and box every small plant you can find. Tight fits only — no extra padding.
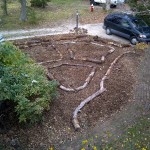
[135,42,149,50]
[0,42,58,123]
[80,137,99,150]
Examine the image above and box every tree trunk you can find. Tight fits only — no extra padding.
[20,0,27,21]
[2,0,8,16]
[106,0,111,10]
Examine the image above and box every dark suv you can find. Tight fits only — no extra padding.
[103,13,150,44]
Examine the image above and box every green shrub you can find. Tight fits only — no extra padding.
[27,7,38,24]
[0,42,58,123]
[128,0,150,25]
[30,0,51,8]
[136,3,150,26]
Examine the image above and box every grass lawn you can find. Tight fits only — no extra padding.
[80,115,150,150]
[0,0,96,30]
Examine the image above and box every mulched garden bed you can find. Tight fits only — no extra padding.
[0,34,142,150]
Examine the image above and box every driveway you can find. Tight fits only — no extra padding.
[82,23,129,44]
[1,23,129,44]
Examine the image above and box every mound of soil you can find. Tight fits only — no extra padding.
[0,34,141,149]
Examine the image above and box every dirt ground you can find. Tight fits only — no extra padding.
[0,33,143,150]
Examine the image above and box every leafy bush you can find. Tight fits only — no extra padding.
[128,0,150,25]
[30,0,51,8]
[135,2,150,26]
[0,42,58,123]
[27,7,38,24]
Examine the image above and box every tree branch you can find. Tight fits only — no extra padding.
[72,51,135,130]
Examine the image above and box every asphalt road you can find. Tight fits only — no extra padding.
[1,23,129,44]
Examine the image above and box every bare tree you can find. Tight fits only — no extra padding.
[20,0,27,21]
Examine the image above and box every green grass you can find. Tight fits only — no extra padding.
[102,116,150,150]
[80,115,150,150]
[51,0,79,6]
[0,0,87,30]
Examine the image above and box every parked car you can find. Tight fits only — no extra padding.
[0,34,4,43]
[93,0,124,7]
[103,13,150,44]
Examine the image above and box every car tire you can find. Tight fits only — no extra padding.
[106,27,112,35]
[130,37,138,45]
